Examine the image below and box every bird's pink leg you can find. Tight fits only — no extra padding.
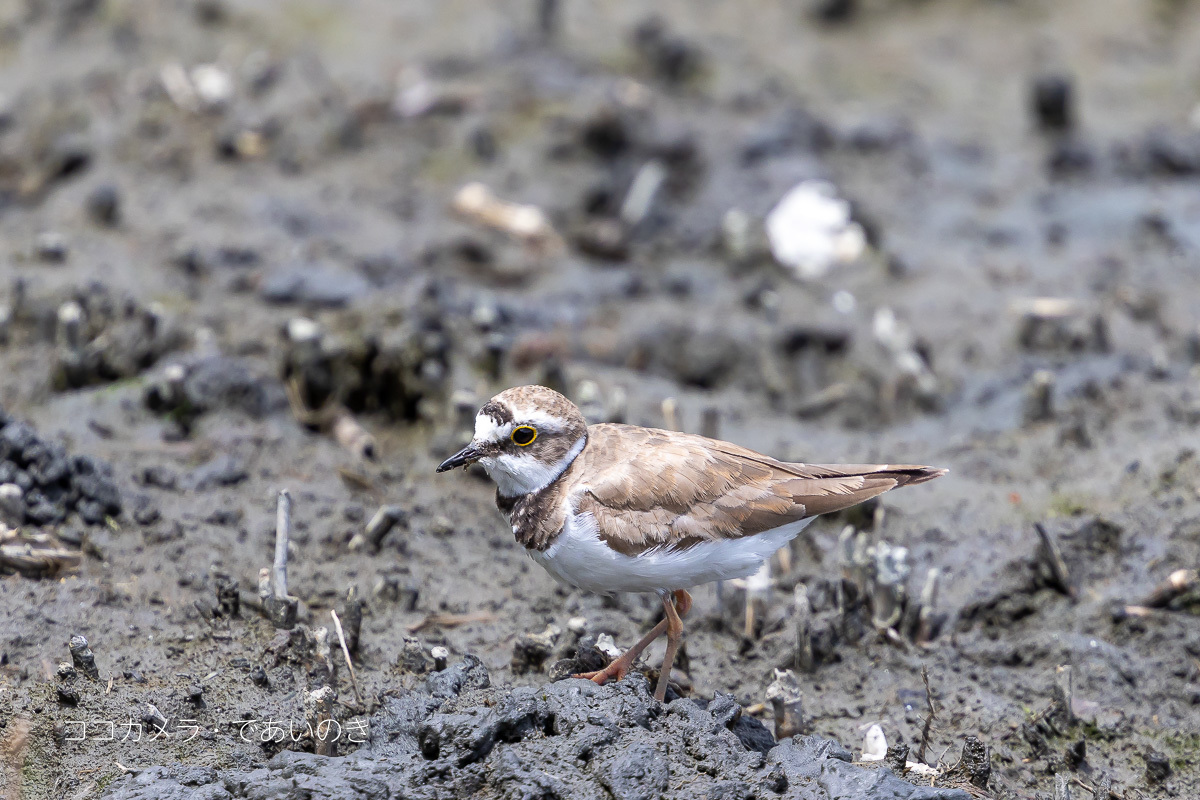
[654,589,692,702]
[573,618,668,684]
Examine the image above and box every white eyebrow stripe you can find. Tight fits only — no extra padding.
[509,408,565,432]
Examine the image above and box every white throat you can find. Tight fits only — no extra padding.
[482,434,586,498]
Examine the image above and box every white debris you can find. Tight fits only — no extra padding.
[594,633,622,660]
[860,723,888,761]
[766,181,866,280]
[906,762,941,777]
[190,64,234,108]
[286,317,321,344]
[161,63,233,112]
[873,307,938,398]
[721,208,754,261]
[452,182,561,250]
[832,290,856,314]
[620,160,667,225]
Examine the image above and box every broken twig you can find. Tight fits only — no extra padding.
[330,609,363,710]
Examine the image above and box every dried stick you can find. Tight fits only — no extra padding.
[273,489,291,600]
[330,609,363,710]
[1035,522,1074,598]
[266,490,298,628]
[916,664,937,765]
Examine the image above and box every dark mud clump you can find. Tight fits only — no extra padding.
[0,408,121,531]
[100,657,971,800]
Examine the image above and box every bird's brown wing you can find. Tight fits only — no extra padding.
[569,424,945,556]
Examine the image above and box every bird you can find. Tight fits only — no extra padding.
[437,385,946,702]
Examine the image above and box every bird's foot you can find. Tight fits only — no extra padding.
[572,659,629,685]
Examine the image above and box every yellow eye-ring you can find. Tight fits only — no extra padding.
[511,425,538,446]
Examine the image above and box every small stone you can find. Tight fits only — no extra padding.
[810,0,856,23]
[34,231,68,262]
[86,185,121,227]
[512,625,561,675]
[1032,74,1073,131]
[885,742,908,773]
[68,634,99,680]
[1065,738,1086,769]
[1023,370,1056,424]
[1144,749,1171,783]
[398,637,431,674]
[960,736,991,789]
[260,263,371,308]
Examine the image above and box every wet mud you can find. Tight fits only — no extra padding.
[1,1,1199,798]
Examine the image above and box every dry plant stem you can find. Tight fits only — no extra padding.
[1138,568,1197,608]
[407,611,496,632]
[330,609,363,709]
[917,664,937,765]
[1034,522,1074,598]
[274,489,291,599]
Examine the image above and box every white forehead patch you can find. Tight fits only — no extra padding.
[475,413,513,443]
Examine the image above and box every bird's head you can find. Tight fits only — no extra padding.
[436,385,588,497]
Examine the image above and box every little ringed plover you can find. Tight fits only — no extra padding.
[438,385,946,702]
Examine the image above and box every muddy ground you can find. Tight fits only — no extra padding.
[1,0,1199,798]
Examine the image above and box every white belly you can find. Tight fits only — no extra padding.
[527,511,814,595]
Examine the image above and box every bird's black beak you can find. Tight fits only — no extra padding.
[436,443,481,473]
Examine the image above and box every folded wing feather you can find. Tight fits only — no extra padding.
[572,424,944,556]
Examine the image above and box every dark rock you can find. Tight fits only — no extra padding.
[886,742,909,773]
[86,184,121,227]
[419,688,550,766]
[69,634,100,680]
[0,422,40,463]
[214,574,240,618]
[604,741,669,800]
[1047,137,1094,176]
[811,0,856,24]
[132,496,160,526]
[730,714,776,756]
[1032,74,1074,131]
[1065,738,1086,769]
[185,455,248,491]
[579,108,634,159]
[180,356,288,418]
[741,106,831,164]
[631,16,704,84]
[1144,749,1170,783]
[34,231,69,262]
[260,263,371,308]
[424,653,490,699]
[959,736,990,789]
[95,657,974,800]
[73,472,122,515]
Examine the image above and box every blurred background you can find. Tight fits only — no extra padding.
[1,1,1199,797]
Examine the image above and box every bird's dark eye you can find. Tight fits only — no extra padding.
[511,425,538,446]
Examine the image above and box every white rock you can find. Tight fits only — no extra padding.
[595,633,622,660]
[191,65,233,108]
[861,723,888,761]
[766,181,865,280]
